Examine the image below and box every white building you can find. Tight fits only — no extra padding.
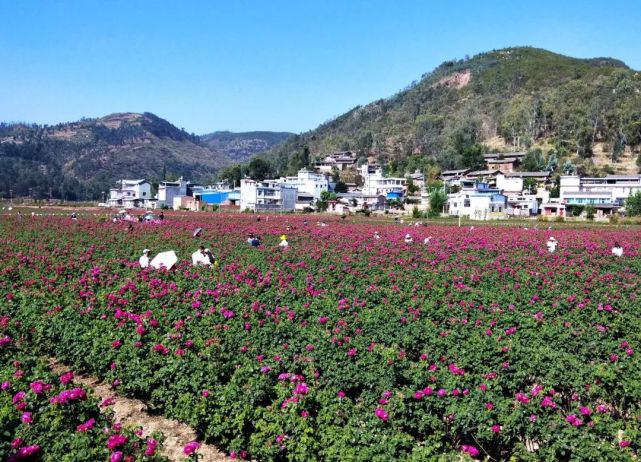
[540,200,566,218]
[447,182,507,220]
[279,169,329,201]
[407,170,425,189]
[560,175,641,206]
[496,173,523,195]
[108,179,154,208]
[157,177,189,209]
[335,192,387,212]
[240,179,298,212]
[314,151,356,173]
[507,194,539,216]
[360,165,406,199]
[441,169,471,187]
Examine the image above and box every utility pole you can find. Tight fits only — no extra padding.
[9,189,13,204]
[49,187,52,203]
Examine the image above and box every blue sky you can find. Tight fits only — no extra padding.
[1,0,639,134]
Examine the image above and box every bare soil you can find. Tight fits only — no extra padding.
[591,142,638,174]
[49,359,229,462]
[433,69,471,89]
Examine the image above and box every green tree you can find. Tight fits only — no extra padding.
[316,190,338,212]
[461,144,485,170]
[334,181,348,193]
[523,177,538,194]
[585,205,595,220]
[289,145,310,173]
[562,160,576,174]
[428,189,447,218]
[247,157,273,181]
[625,191,641,216]
[356,131,373,154]
[522,148,546,171]
[443,116,481,156]
[315,199,329,212]
[611,136,625,162]
[218,164,244,185]
[406,178,419,195]
[546,152,558,172]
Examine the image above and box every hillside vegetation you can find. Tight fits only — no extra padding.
[0,113,230,201]
[201,131,293,163]
[257,47,641,178]
[0,113,291,201]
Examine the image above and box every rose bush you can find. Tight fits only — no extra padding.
[1,212,641,460]
[0,316,167,461]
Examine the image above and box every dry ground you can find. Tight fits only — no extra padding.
[49,359,229,462]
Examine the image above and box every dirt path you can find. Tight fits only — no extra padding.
[49,359,229,462]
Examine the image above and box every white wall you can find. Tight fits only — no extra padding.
[240,180,257,211]
[469,195,491,220]
[280,186,298,211]
[280,170,328,200]
[240,179,298,211]
[496,174,523,193]
[559,176,581,199]
[447,192,470,216]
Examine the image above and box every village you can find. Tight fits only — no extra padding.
[105,150,641,221]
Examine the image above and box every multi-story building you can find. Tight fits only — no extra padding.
[314,151,357,173]
[406,170,425,189]
[446,181,507,220]
[485,157,520,173]
[240,179,297,212]
[157,177,189,208]
[496,173,524,195]
[279,169,329,201]
[507,194,539,216]
[360,165,406,199]
[108,179,154,208]
[560,175,641,206]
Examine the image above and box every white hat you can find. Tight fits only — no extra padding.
[549,237,556,241]
[405,234,411,238]
[204,248,211,253]
[143,249,150,253]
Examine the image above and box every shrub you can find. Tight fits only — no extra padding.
[585,205,595,221]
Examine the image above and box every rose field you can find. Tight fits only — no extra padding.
[1,212,641,461]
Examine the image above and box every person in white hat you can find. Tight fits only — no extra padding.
[374,231,381,240]
[546,237,557,253]
[424,236,432,245]
[279,234,289,248]
[139,249,150,268]
[404,234,413,244]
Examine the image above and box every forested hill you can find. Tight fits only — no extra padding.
[201,131,293,163]
[259,47,641,177]
[0,112,272,201]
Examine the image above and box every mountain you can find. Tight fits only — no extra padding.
[0,112,237,201]
[201,131,293,162]
[260,47,641,178]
